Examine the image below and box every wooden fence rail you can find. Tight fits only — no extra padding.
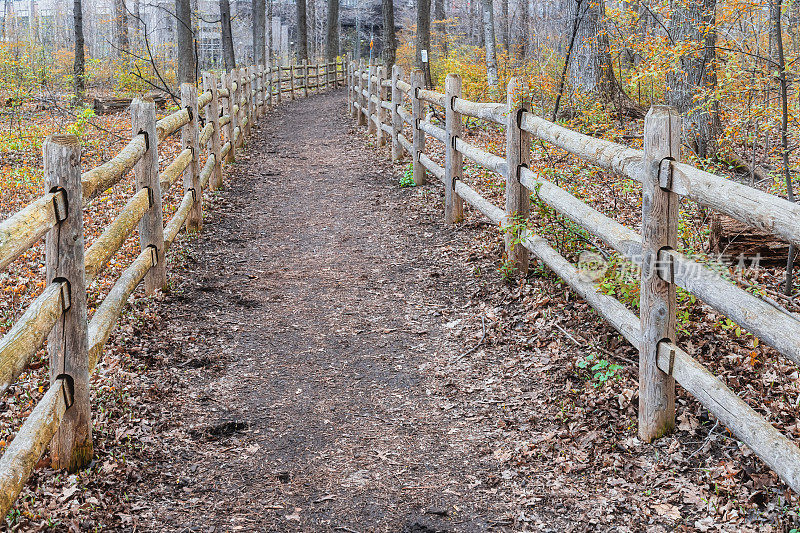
[0,58,344,515]
[348,60,800,493]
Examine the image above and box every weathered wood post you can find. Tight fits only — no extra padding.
[231,68,242,148]
[367,62,377,135]
[131,98,167,293]
[181,83,203,231]
[254,65,263,120]
[348,60,354,116]
[303,59,309,98]
[411,69,426,186]
[202,72,224,190]
[391,65,404,160]
[504,77,531,274]
[262,65,268,117]
[252,67,258,119]
[44,134,92,472]
[638,105,679,442]
[444,73,464,223]
[357,61,367,126]
[222,72,236,163]
[266,64,273,109]
[376,65,387,146]
[290,63,296,100]
[276,65,283,105]
[242,68,252,140]
[244,67,253,129]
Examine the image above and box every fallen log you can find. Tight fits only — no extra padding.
[708,213,793,266]
[93,92,168,115]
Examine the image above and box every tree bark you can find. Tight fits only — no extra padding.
[253,0,266,65]
[220,0,236,71]
[325,0,339,61]
[665,0,718,158]
[175,0,195,84]
[266,0,272,65]
[772,0,796,294]
[416,0,431,70]
[517,0,528,60]
[133,0,141,51]
[500,0,508,51]
[382,0,396,69]
[569,0,640,116]
[73,0,85,102]
[482,0,498,87]
[552,0,583,121]
[296,0,308,62]
[113,0,129,58]
[433,0,446,56]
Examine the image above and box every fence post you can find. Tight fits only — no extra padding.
[444,73,464,223]
[44,135,92,472]
[391,65,404,161]
[348,60,354,116]
[266,64,273,110]
[255,65,263,120]
[376,66,387,146]
[504,77,531,274]
[222,72,236,163]
[357,61,367,126]
[181,83,203,231]
[411,69,426,186]
[243,68,252,139]
[244,67,254,129]
[231,68,242,148]
[639,105,679,442]
[290,63,296,100]
[131,98,167,293]
[276,65,282,105]
[367,62,376,135]
[203,72,224,190]
[303,60,309,98]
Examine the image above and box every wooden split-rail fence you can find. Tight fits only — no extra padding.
[0,59,345,514]
[348,60,800,493]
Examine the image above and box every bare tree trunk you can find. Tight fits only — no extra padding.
[665,0,718,158]
[553,0,582,120]
[113,0,129,58]
[176,0,195,84]
[220,0,236,71]
[296,0,308,62]
[73,0,85,102]
[500,0,508,51]
[325,0,339,61]
[482,0,498,87]
[517,0,528,59]
[569,0,639,115]
[266,0,272,64]
[433,0,446,56]
[416,0,431,69]
[253,0,266,65]
[133,0,142,51]
[308,0,314,59]
[382,0,396,69]
[773,0,796,294]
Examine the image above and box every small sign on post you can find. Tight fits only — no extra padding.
[420,49,432,89]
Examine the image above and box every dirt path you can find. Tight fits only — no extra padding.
[127,91,513,531]
[87,89,785,533]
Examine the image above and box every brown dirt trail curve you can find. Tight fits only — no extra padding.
[129,90,517,532]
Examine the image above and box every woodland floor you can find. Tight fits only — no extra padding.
[11,90,800,532]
